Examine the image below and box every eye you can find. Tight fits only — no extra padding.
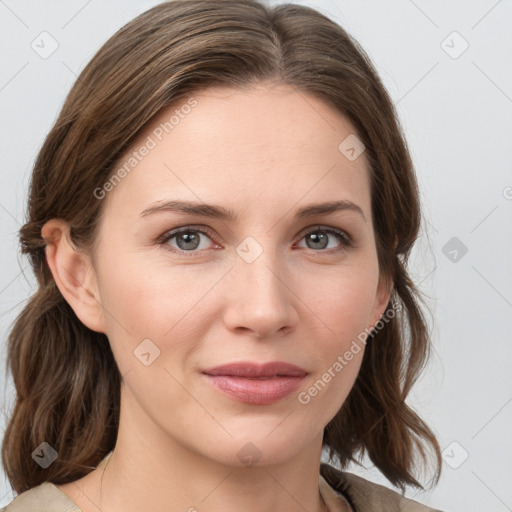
[158,226,218,254]
[296,226,353,252]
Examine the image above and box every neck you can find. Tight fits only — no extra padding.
[99,449,329,512]
[90,390,329,512]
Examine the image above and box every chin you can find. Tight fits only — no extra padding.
[196,427,314,469]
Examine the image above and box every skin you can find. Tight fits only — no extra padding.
[43,83,392,512]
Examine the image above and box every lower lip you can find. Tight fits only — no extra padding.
[202,374,306,405]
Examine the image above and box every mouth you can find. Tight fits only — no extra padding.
[202,361,308,378]
[201,361,308,405]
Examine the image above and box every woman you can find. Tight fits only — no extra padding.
[1,1,444,510]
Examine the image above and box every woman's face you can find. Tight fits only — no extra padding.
[83,83,391,466]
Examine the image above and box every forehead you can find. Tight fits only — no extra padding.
[101,83,371,221]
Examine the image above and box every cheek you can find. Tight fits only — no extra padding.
[295,264,377,405]
[302,263,379,342]
[98,248,191,325]
[95,254,225,369]
[296,284,370,422]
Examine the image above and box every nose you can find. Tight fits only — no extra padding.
[222,249,299,339]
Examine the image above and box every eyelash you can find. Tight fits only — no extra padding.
[156,225,354,257]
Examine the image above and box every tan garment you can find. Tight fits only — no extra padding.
[319,463,443,512]
[1,456,442,511]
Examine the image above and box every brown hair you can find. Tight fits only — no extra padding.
[2,0,441,495]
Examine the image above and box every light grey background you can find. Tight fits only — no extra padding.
[1,1,511,510]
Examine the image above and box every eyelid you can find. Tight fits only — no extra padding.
[156,225,218,247]
[296,224,352,242]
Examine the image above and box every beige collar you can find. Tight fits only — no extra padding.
[319,472,353,511]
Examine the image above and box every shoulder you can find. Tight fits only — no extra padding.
[1,451,113,511]
[320,462,444,512]
[0,482,80,512]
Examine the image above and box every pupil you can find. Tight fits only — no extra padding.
[178,232,199,250]
[309,232,327,249]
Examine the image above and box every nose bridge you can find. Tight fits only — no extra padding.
[241,248,280,292]
[223,237,298,336]
[236,240,287,304]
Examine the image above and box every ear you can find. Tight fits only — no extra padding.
[41,219,106,333]
[369,273,394,330]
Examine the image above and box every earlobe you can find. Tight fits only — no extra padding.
[41,219,106,333]
[370,274,394,329]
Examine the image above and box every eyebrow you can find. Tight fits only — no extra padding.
[140,199,366,222]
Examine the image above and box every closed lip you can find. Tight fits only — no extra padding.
[201,361,308,378]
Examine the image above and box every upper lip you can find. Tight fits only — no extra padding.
[202,361,307,378]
